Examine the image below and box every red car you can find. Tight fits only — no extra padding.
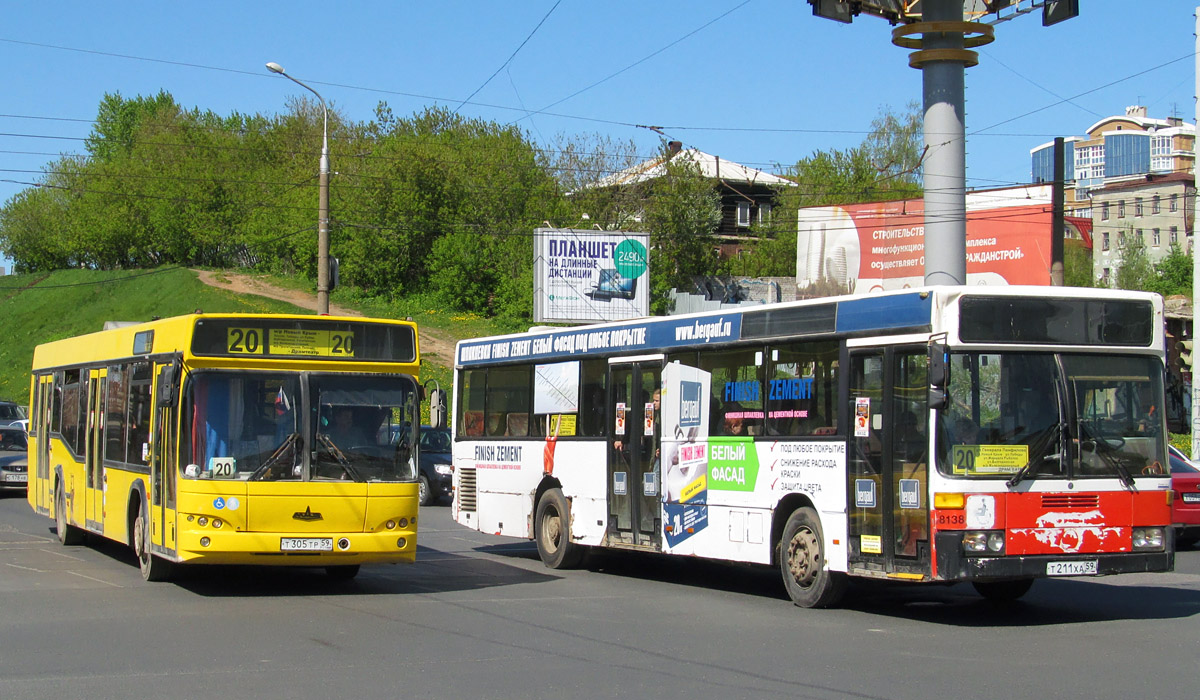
[1169,446,1200,548]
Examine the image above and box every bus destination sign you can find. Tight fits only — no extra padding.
[226,326,355,357]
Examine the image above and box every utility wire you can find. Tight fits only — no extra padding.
[454,0,561,114]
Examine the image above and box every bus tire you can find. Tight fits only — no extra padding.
[779,506,846,608]
[54,480,84,546]
[535,488,582,569]
[972,578,1034,602]
[134,509,172,582]
[325,565,361,580]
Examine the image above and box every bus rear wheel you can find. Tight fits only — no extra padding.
[134,510,173,582]
[973,578,1034,602]
[779,507,846,608]
[535,488,582,569]
[54,481,83,546]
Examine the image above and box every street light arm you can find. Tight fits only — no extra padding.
[267,61,332,315]
[265,63,328,172]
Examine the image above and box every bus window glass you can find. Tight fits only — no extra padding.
[1064,354,1165,478]
[311,374,419,483]
[765,340,839,436]
[699,348,763,436]
[487,366,531,437]
[126,362,152,467]
[105,364,128,464]
[51,372,64,435]
[459,369,485,437]
[184,373,302,480]
[61,370,83,455]
[578,359,608,438]
[938,354,1064,479]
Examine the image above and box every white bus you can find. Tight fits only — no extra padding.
[451,286,1174,607]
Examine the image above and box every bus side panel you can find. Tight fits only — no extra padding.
[455,439,607,544]
[101,468,145,547]
[661,439,849,568]
[52,439,88,529]
[549,441,607,546]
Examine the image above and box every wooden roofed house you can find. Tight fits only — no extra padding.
[586,141,795,259]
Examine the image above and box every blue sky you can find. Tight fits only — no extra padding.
[2,1,1197,272]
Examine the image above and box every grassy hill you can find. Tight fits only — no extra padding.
[0,267,484,405]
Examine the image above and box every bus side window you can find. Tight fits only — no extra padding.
[486,412,506,437]
[462,411,483,437]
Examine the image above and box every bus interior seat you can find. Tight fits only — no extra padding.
[506,413,529,437]
[462,411,484,437]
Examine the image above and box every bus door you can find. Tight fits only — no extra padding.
[85,369,106,532]
[32,375,55,512]
[847,346,931,577]
[607,359,662,549]
[151,362,178,552]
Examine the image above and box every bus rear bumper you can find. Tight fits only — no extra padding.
[935,532,1175,581]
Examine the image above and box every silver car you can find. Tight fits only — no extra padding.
[0,425,28,491]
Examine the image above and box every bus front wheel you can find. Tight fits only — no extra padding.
[134,509,173,582]
[535,488,583,569]
[54,481,84,546]
[779,507,846,608]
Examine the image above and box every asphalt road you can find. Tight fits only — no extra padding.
[1,489,1197,700]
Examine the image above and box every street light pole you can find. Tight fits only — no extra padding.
[266,62,331,315]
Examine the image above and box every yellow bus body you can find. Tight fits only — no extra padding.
[27,312,422,577]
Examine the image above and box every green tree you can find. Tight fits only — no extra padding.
[1063,242,1096,288]
[642,151,722,313]
[734,102,924,280]
[1111,228,1155,291]
[1146,242,1192,297]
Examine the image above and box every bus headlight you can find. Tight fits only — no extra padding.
[963,531,1005,555]
[337,538,351,551]
[1132,527,1164,550]
[197,516,209,527]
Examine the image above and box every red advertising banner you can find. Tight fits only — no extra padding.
[797,198,1090,296]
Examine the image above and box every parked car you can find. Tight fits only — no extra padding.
[0,425,28,492]
[378,424,454,506]
[0,400,26,427]
[417,426,453,506]
[1169,445,1200,548]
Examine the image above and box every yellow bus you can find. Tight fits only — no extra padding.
[27,312,443,581]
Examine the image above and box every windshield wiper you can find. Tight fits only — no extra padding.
[1007,423,1062,489]
[249,432,302,481]
[316,433,365,482]
[1079,426,1138,492]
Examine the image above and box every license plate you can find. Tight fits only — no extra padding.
[280,537,333,552]
[1047,560,1097,576]
[2,473,26,483]
[1183,493,1200,503]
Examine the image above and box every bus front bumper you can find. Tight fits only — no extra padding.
[935,531,1175,581]
[172,528,417,566]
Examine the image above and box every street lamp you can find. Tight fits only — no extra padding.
[266,61,331,315]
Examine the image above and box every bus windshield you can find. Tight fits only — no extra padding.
[937,353,1165,480]
[182,371,419,482]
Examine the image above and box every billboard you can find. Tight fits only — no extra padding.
[533,228,650,323]
[796,196,1091,296]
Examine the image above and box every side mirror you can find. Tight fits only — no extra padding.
[928,344,948,411]
[156,361,180,408]
[427,385,448,430]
